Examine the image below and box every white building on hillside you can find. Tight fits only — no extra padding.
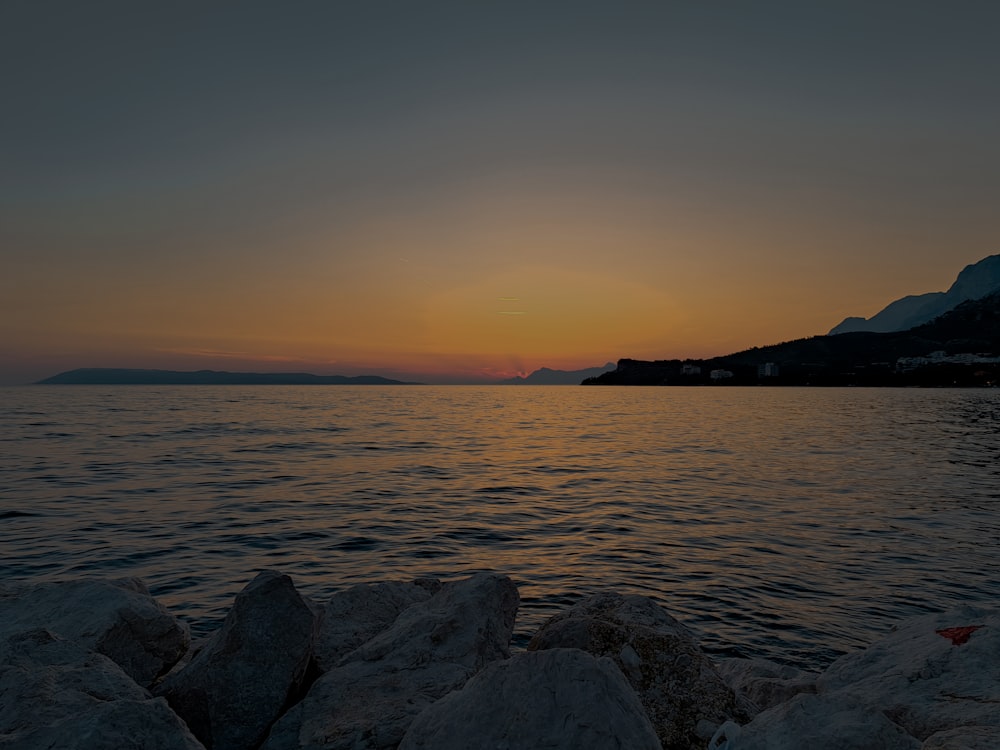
[757,362,780,377]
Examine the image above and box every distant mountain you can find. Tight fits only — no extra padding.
[829,254,1000,334]
[37,368,419,385]
[587,291,1000,387]
[496,363,616,385]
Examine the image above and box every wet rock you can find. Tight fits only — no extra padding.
[716,656,818,712]
[817,606,1000,740]
[528,591,746,749]
[315,578,440,672]
[156,570,319,750]
[263,571,518,750]
[1,628,204,750]
[0,577,189,686]
[727,692,919,750]
[399,648,661,750]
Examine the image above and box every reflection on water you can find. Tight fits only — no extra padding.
[2,385,998,668]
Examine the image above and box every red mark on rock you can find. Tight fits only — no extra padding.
[935,625,984,646]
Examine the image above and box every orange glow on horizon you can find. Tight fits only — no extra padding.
[3,5,998,386]
[2,132,991,386]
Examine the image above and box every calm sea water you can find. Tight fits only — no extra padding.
[2,385,998,668]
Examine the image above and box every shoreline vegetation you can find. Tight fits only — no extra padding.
[586,290,1000,387]
[2,571,996,749]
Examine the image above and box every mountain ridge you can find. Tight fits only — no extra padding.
[830,254,1000,334]
[496,363,616,385]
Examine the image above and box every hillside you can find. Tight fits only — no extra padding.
[829,254,1000,334]
[586,292,1000,386]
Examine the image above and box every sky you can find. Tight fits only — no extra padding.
[2,2,999,384]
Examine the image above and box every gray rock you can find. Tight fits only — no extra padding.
[399,648,661,750]
[263,571,519,750]
[1,629,149,731]
[921,726,1000,750]
[817,606,1000,740]
[1,628,204,750]
[0,577,189,686]
[726,692,919,750]
[316,579,440,672]
[716,656,818,712]
[3,698,207,750]
[528,591,746,749]
[157,570,319,750]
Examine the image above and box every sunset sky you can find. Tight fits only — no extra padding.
[2,2,998,384]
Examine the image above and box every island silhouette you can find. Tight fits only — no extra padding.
[37,369,419,386]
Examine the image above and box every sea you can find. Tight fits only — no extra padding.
[2,385,998,670]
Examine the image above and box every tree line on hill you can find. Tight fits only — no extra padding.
[585,291,1000,387]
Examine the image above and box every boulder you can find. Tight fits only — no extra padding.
[716,656,818,712]
[724,692,919,750]
[398,648,661,750]
[0,577,189,686]
[262,571,519,750]
[156,570,319,750]
[817,606,1000,740]
[1,628,204,750]
[1,628,149,729]
[920,726,1000,749]
[315,578,440,672]
[528,591,746,749]
[4,698,207,750]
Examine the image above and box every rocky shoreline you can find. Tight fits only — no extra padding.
[1,571,996,749]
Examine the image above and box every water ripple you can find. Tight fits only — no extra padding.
[1,385,998,668]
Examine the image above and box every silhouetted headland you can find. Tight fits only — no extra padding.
[36,368,420,385]
[587,290,1000,387]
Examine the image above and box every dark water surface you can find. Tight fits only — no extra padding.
[2,385,998,668]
